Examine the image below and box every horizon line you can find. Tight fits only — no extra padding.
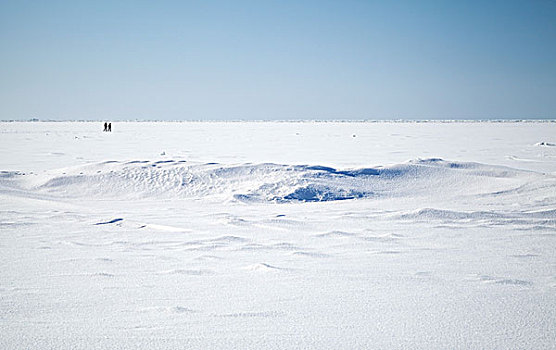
[2,118,555,123]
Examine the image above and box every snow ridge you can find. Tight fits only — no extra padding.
[2,158,553,204]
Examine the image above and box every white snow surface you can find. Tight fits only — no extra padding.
[1,121,555,349]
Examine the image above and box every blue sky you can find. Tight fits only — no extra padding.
[1,0,555,120]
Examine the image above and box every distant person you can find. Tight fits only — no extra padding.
[103,122,107,132]
[108,123,112,132]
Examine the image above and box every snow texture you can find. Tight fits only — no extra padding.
[1,121,555,349]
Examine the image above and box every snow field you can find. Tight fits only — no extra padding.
[1,121,555,349]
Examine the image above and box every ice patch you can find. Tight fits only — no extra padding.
[281,184,368,202]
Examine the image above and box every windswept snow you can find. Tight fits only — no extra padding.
[1,121,555,349]
[2,158,549,205]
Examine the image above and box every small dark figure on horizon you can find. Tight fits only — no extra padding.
[108,123,112,132]
[103,122,107,132]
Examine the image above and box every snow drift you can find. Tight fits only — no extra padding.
[2,158,551,204]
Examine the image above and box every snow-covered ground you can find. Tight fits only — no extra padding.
[1,121,555,349]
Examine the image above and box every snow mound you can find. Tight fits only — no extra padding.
[1,158,550,203]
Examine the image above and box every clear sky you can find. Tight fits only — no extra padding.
[1,0,555,120]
